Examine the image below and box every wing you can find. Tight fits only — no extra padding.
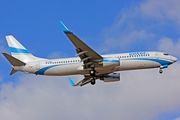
[68,77,93,86]
[60,21,103,69]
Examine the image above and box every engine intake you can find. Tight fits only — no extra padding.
[100,73,120,82]
[100,58,120,67]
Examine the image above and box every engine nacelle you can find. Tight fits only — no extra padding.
[100,73,120,82]
[101,58,120,67]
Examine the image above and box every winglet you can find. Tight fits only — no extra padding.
[60,21,71,33]
[68,77,75,86]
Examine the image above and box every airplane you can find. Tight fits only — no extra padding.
[2,22,177,86]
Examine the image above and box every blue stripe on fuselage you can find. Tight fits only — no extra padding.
[35,65,60,75]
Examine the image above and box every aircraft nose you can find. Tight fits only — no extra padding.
[171,56,177,62]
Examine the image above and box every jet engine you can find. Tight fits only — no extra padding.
[100,58,120,67]
[100,73,120,82]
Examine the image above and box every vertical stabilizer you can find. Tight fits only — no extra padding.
[6,35,44,62]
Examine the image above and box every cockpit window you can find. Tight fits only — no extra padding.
[164,53,169,55]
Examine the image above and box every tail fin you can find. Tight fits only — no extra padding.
[6,35,44,62]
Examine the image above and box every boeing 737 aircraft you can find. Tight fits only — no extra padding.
[2,22,177,86]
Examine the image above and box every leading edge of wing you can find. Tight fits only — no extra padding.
[59,21,103,61]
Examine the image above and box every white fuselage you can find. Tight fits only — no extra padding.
[17,51,176,76]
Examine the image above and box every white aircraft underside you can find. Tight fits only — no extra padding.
[2,22,177,86]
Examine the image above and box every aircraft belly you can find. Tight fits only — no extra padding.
[77,67,118,75]
[96,67,117,75]
[119,59,155,71]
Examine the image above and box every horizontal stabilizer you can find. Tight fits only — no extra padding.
[10,68,18,75]
[2,53,26,66]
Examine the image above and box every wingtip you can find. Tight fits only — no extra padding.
[68,77,75,86]
[60,21,71,33]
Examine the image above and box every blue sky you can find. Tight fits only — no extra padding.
[0,0,180,120]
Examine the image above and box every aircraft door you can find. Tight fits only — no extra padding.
[155,52,159,59]
[36,62,40,70]
[153,52,160,67]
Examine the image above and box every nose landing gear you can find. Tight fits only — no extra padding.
[159,65,169,74]
[159,69,163,74]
